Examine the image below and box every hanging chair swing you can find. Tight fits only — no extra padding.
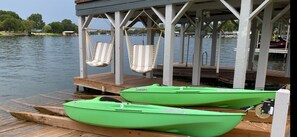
[85,30,115,67]
[123,10,163,73]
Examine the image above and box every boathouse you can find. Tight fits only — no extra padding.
[73,1,290,136]
[74,0,290,90]
[0,0,290,137]
[62,31,77,36]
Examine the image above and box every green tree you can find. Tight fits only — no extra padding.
[27,13,45,29]
[0,22,3,30]
[61,19,78,32]
[22,20,34,32]
[42,25,52,33]
[0,14,14,22]
[0,10,21,20]
[2,17,23,31]
[48,22,64,33]
[221,20,238,32]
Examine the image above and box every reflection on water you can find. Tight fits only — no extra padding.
[0,35,286,102]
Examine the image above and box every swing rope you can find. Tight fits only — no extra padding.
[123,9,163,73]
[86,30,115,67]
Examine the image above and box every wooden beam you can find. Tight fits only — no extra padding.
[115,11,124,85]
[271,89,290,137]
[184,13,196,27]
[10,112,186,137]
[255,16,263,24]
[271,4,290,23]
[78,16,87,78]
[192,10,203,86]
[255,2,273,90]
[219,0,240,19]
[33,106,67,117]
[120,10,135,27]
[162,4,176,86]
[105,13,115,27]
[249,0,272,20]
[171,1,193,25]
[232,0,253,88]
[151,7,165,23]
[82,15,93,28]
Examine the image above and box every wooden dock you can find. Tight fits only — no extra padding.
[0,89,290,137]
[153,63,290,88]
[73,72,192,94]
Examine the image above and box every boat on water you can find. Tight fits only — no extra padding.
[258,36,288,48]
[63,96,245,137]
[120,84,276,109]
[269,40,287,48]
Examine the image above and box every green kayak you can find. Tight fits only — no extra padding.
[120,84,276,109]
[64,96,245,137]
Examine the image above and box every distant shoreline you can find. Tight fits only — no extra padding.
[0,31,62,36]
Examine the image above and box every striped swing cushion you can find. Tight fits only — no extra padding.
[86,42,113,67]
[131,44,155,73]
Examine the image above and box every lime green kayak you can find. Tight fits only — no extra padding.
[64,96,245,137]
[120,84,276,109]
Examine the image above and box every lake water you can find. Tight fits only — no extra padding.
[0,35,286,102]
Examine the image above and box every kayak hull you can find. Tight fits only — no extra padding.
[64,97,245,137]
[120,84,276,109]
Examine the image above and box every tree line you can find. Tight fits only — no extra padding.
[0,10,78,33]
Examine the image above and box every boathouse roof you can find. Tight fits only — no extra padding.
[75,0,290,23]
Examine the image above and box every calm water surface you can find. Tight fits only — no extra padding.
[0,35,286,102]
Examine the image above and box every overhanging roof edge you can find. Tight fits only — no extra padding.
[75,0,190,16]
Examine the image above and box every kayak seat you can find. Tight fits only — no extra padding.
[100,96,122,103]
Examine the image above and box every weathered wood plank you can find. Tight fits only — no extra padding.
[33,106,67,116]
[0,120,27,131]
[220,121,271,137]
[0,121,34,133]
[74,72,192,95]
[61,131,104,137]
[33,127,75,137]
[14,126,58,137]
[0,122,42,136]
[10,112,186,137]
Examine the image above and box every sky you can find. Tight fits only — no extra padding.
[0,0,110,29]
[0,0,77,24]
[0,0,144,29]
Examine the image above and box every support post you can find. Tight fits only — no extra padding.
[78,16,87,78]
[216,31,222,74]
[115,11,124,85]
[210,20,218,66]
[163,4,175,86]
[111,24,115,73]
[285,43,290,77]
[270,89,290,137]
[192,10,203,86]
[233,0,253,88]
[146,17,154,78]
[247,19,258,71]
[180,23,185,64]
[255,3,273,90]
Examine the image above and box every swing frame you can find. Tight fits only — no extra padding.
[85,30,115,67]
[123,9,164,73]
